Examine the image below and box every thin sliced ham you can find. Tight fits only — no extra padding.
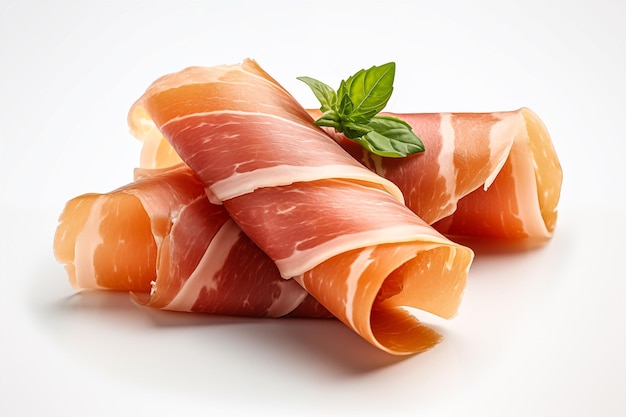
[323,110,562,242]
[130,59,474,355]
[53,164,331,318]
[131,106,562,244]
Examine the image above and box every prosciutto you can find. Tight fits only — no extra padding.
[321,109,562,242]
[55,58,562,355]
[53,164,331,318]
[131,107,562,244]
[129,59,474,355]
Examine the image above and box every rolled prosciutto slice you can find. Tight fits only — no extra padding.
[321,109,562,243]
[130,59,474,355]
[131,105,562,244]
[53,164,331,318]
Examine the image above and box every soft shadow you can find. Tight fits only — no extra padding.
[46,288,424,372]
[52,290,261,327]
[253,305,457,375]
[463,222,575,275]
[271,317,415,372]
[448,213,576,259]
[54,290,139,312]
[35,263,454,374]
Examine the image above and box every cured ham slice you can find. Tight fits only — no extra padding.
[131,106,562,244]
[323,110,562,242]
[130,59,474,355]
[53,164,331,318]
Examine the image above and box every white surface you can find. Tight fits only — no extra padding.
[1,1,625,416]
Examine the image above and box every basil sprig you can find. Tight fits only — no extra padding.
[298,62,424,157]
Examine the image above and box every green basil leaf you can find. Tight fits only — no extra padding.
[313,111,343,130]
[357,115,425,157]
[342,62,395,123]
[337,79,347,108]
[296,76,337,112]
[297,62,426,158]
[337,90,353,118]
[341,121,373,139]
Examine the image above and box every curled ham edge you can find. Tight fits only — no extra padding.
[53,165,333,318]
[119,59,475,355]
[321,108,562,244]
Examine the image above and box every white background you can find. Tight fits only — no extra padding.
[1,1,625,416]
